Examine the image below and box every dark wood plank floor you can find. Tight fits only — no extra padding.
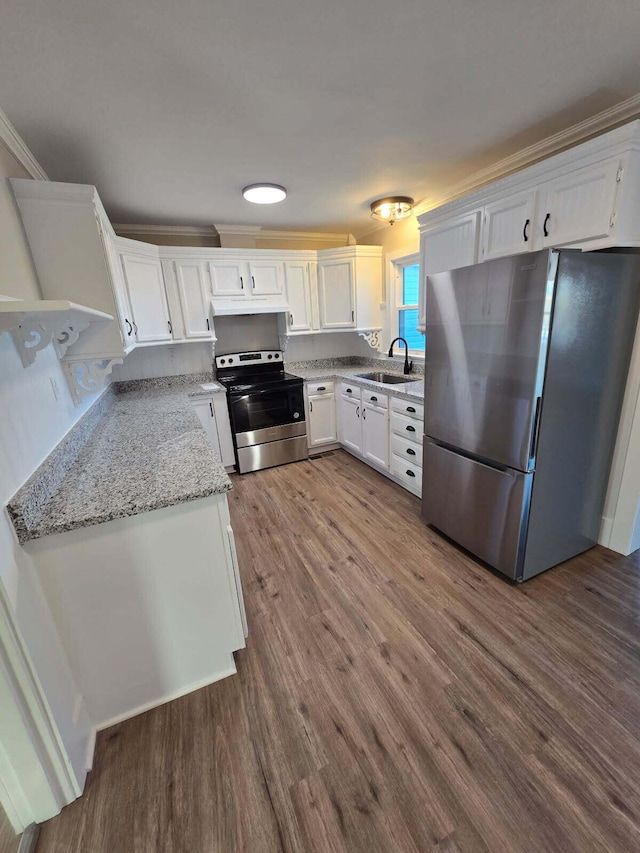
[0,806,19,853]
[36,450,640,852]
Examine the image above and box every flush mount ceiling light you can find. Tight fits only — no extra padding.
[370,196,414,225]
[242,183,287,204]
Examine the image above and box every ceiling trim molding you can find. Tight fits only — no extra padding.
[214,224,355,245]
[414,92,640,217]
[114,223,216,237]
[0,107,48,181]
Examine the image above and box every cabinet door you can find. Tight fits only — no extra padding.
[482,191,536,260]
[192,399,222,455]
[318,259,355,329]
[284,262,313,331]
[120,253,172,342]
[209,260,248,296]
[539,159,620,248]
[249,260,284,296]
[96,215,136,348]
[421,210,482,275]
[174,260,212,338]
[362,404,389,469]
[307,393,337,447]
[339,395,362,453]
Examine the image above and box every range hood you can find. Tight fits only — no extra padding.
[210,297,289,316]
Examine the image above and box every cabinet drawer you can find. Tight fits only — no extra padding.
[390,411,422,443]
[391,454,422,496]
[391,434,423,467]
[362,389,388,408]
[340,382,361,401]
[307,380,334,396]
[391,397,424,420]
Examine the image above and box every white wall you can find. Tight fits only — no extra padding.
[111,342,213,381]
[0,143,93,790]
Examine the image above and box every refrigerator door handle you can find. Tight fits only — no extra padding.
[530,396,542,461]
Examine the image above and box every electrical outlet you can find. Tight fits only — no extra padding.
[50,376,60,401]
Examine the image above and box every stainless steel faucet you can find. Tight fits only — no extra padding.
[387,337,413,374]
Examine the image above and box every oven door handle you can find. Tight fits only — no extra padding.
[230,385,301,398]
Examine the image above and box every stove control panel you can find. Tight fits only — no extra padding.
[215,350,283,369]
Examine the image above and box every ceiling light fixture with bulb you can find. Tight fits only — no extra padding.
[242,183,287,204]
[370,196,414,225]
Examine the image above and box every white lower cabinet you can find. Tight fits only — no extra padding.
[362,400,389,469]
[338,388,362,454]
[192,396,236,468]
[307,378,424,495]
[306,381,337,448]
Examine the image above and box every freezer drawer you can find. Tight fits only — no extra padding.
[422,438,532,580]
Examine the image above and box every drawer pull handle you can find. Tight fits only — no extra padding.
[346,388,352,394]
[371,395,378,402]
[543,212,550,237]
[317,386,326,391]
[406,425,415,432]
[407,406,416,413]
[406,470,416,477]
[406,448,416,456]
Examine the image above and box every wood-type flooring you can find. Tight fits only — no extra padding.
[35,450,640,852]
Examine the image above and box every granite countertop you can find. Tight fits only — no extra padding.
[9,376,232,544]
[287,363,424,401]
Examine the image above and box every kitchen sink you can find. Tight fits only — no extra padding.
[355,372,416,384]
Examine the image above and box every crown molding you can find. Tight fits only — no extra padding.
[0,107,48,181]
[414,93,640,218]
[214,224,355,245]
[114,223,216,238]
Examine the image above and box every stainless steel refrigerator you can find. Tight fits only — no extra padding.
[422,249,640,582]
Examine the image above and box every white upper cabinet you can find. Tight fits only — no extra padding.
[421,211,482,275]
[481,191,536,261]
[248,260,284,296]
[284,261,314,332]
[208,260,248,296]
[9,179,134,360]
[318,257,355,329]
[537,158,621,248]
[172,260,212,339]
[120,252,172,343]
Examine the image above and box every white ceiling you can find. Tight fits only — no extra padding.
[2,0,640,237]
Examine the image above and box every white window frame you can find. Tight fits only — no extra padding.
[386,249,423,359]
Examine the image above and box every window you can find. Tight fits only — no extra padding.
[396,257,424,354]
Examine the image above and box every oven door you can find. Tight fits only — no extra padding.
[229,382,306,446]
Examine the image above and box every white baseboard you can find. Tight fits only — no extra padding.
[94,659,238,733]
[84,727,97,772]
[599,515,613,549]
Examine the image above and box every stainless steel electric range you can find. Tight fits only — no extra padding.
[215,350,308,474]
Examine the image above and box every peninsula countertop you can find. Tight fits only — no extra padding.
[9,377,232,544]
